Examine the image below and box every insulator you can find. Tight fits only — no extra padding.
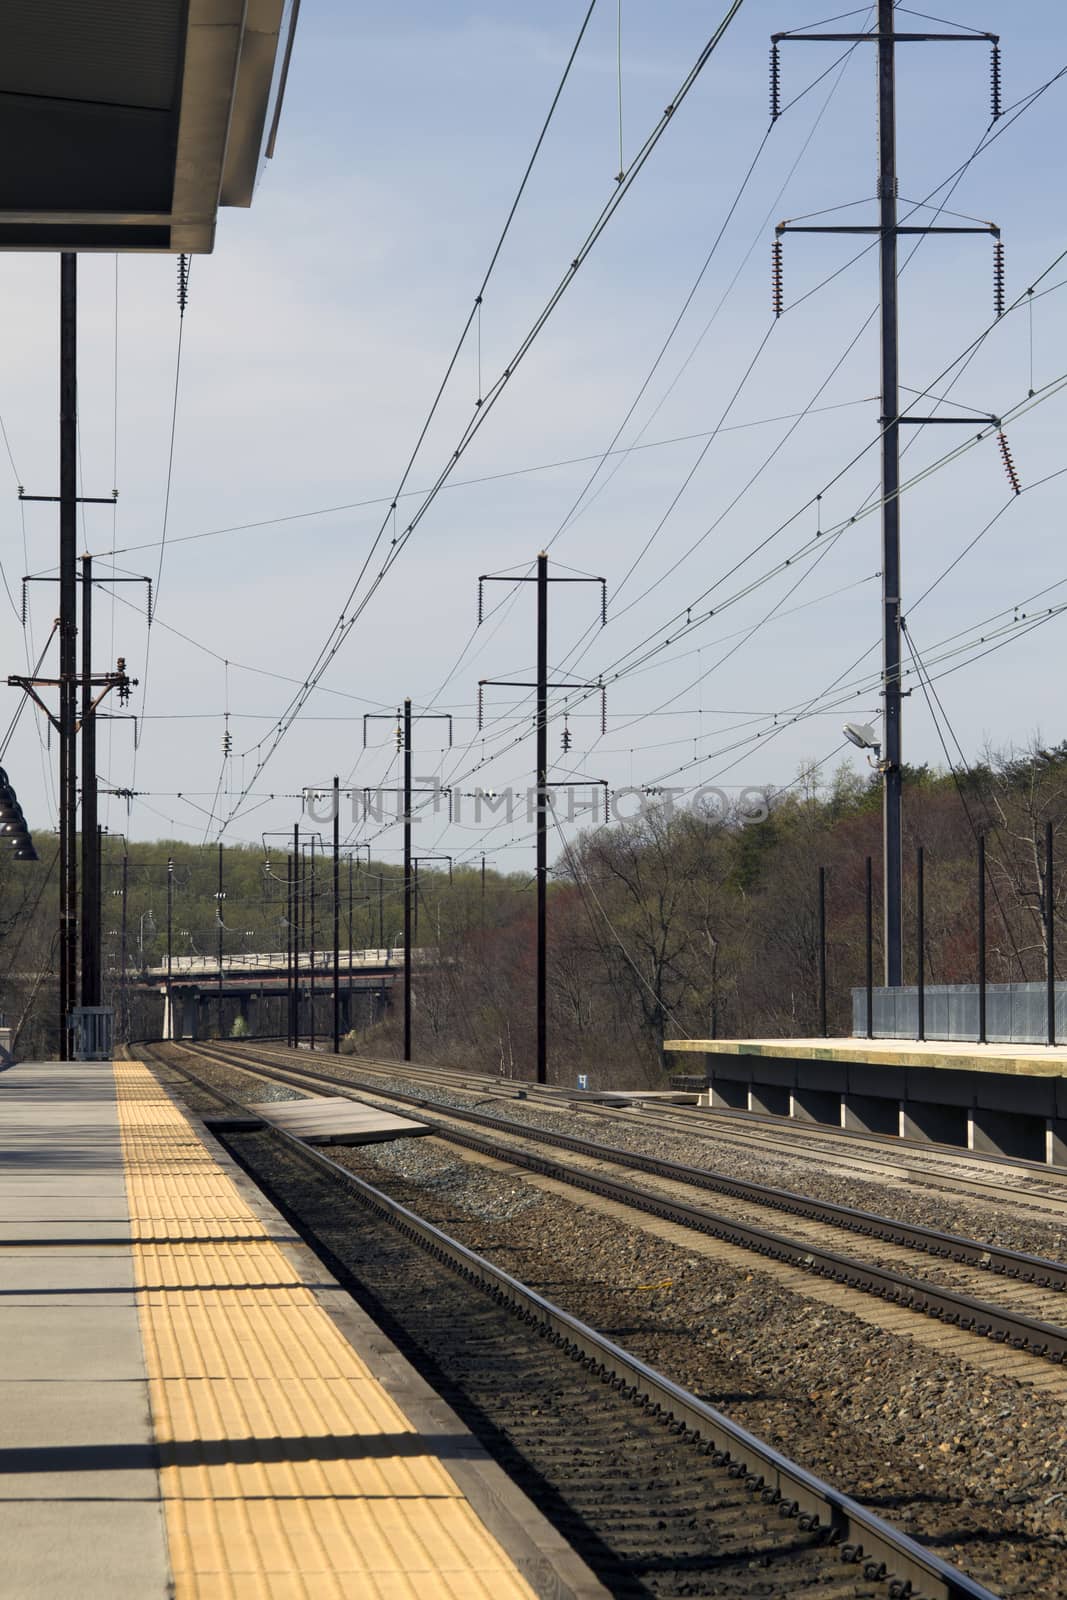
[772,238,784,318]
[993,240,1005,319]
[561,720,571,754]
[600,580,607,627]
[223,731,232,755]
[477,683,485,732]
[997,430,1022,495]
[20,581,26,627]
[600,685,607,736]
[477,579,484,625]
[769,44,781,122]
[177,253,190,316]
[395,722,402,750]
[990,43,1002,121]
[146,580,154,626]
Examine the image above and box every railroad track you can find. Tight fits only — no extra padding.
[139,1041,1001,1600]
[218,1038,1067,1211]
[152,1040,1067,1367]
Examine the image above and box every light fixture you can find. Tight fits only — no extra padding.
[842,721,892,773]
[842,721,880,753]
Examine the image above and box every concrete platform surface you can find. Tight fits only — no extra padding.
[246,1092,431,1144]
[666,1036,1067,1077]
[0,1060,169,1600]
[1,1059,602,1600]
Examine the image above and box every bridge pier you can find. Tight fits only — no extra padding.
[180,992,199,1041]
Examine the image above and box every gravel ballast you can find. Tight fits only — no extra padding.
[318,1059,1067,1261]
[153,1046,1067,1597]
[331,1130,1067,1600]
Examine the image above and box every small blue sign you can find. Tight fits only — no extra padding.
[577,1074,588,1090]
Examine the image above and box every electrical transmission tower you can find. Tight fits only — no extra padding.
[771,3,1004,985]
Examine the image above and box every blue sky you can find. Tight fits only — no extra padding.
[2,0,1066,877]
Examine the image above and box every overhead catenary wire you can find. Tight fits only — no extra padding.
[214,1,750,839]
[106,31,1067,876]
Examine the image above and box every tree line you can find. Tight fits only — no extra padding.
[2,740,1064,1074]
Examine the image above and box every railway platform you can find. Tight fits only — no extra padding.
[0,1057,599,1599]
[667,1035,1067,1164]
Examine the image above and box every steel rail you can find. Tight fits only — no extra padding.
[202,1040,1067,1291]
[226,1038,1067,1181]
[169,1041,1067,1364]
[145,1043,1001,1600]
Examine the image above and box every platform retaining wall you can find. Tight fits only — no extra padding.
[700,1050,1067,1166]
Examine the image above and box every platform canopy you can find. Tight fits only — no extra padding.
[0,0,298,253]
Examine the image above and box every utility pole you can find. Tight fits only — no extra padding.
[215,842,225,1037]
[309,835,316,1050]
[772,8,1002,986]
[332,775,340,1053]
[536,554,547,1088]
[285,850,294,1046]
[80,553,99,1008]
[403,700,411,1061]
[876,2,904,989]
[363,704,452,1062]
[8,257,129,1056]
[119,846,129,1045]
[348,854,354,1033]
[292,822,300,1045]
[59,254,77,1057]
[166,857,173,1041]
[478,554,606,1084]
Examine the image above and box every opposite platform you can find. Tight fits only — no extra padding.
[0,1059,601,1600]
[666,1036,1067,1163]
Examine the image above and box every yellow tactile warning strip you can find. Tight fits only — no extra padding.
[114,1060,538,1600]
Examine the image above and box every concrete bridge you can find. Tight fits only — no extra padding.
[131,950,415,1041]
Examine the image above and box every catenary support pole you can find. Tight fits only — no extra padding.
[332,776,340,1053]
[916,845,925,1041]
[80,553,100,1007]
[403,698,412,1061]
[285,850,293,1045]
[59,252,78,1057]
[119,846,128,1045]
[216,842,224,1037]
[166,856,173,1040]
[774,6,999,983]
[536,552,548,1085]
[818,865,827,1037]
[977,835,987,1044]
[292,823,300,1044]
[865,855,874,1040]
[1047,820,1056,1046]
[878,0,903,988]
[309,836,316,1050]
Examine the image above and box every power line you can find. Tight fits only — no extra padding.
[215,1,749,838]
